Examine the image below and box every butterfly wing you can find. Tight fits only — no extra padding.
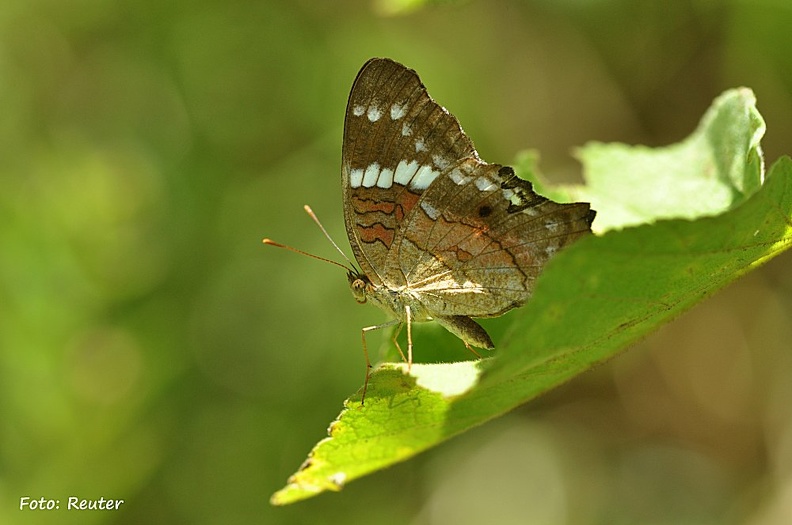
[341,58,478,287]
[398,161,594,317]
[342,58,594,318]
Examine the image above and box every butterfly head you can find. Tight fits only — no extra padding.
[347,270,371,304]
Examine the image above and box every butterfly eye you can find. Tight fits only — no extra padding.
[349,278,368,304]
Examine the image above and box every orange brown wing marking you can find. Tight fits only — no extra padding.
[357,222,395,247]
[429,215,511,268]
[351,185,421,249]
[453,246,474,263]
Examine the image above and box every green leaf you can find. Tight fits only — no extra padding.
[569,88,766,232]
[270,89,792,505]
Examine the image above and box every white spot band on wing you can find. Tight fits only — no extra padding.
[420,200,440,220]
[432,155,450,169]
[449,168,470,186]
[475,176,497,191]
[362,163,380,187]
[390,103,406,120]
[394,159,420,185]
[376,168,394,188]
[367,106,382,122]
[410,165,439,190]
[350,168,364,188]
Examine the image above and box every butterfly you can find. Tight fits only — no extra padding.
[265,58,595,403]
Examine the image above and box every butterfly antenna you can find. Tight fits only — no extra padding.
[302,205,357,269]
[262,205,357,273]
[262,238,351,272]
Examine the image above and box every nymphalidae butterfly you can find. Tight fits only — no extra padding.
[264,58,595,403]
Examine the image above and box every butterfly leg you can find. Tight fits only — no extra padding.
[463,342,482,359]
[360,319,400,405]
[405,304,413,374]
[390,323,407,363]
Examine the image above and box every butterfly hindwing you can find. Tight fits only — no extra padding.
[399,163,594,317]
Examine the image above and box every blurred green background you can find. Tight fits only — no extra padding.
[2,0,791,523]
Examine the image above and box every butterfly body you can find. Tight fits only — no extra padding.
[341,58,595,359]
[347,268,495,349]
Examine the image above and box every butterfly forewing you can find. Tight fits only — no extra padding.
[342,58,478,286]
